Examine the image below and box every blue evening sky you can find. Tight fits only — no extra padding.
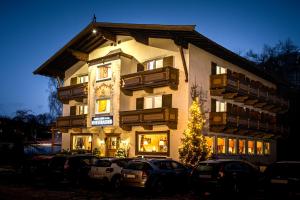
[0,0,299,116]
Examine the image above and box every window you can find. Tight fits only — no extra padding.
[248,140,255,154]
[144,95,162,109]
[264,142,270,155]
[146,59,163,70]
[205,136,215,153]
[238,139,246,154]
[228,138,237,154]
[216,101,226,112]
[217,137,226,154]
[78,105,88,115]
[96,99,111,114]
[79,75,88,83]
[216,65,226,74]
[137,132,168,155]
[72,135,92,151]
[256,141,263,155]
[96,65,112,81]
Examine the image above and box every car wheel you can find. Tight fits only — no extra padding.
[111,176,121,190]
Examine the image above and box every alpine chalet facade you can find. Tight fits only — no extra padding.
[34,22,288,164]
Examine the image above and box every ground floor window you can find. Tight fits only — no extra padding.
[71,134,92,151]
[136,131,169,156]
[217,137,226,154]
[264,142,270,155]
[248,140,255,154]
[256,141,263,155]
[205,136,215,153]
[239,139,246,154]
[228,138,237,154]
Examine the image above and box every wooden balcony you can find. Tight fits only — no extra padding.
[209,111,238,132]
[210,71,238,98]
[121,67,179,95]
[254,84,268,108]
[58,83,88,103]
[235,73,249,102]
[119,107,178,131]
[56,114,87,128]
[245,80,259,105]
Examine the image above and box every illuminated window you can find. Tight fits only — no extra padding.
[96,65,112,81]
[216,101,226,112]
[146,59,163,70]
[137,132,168,155]
[248,140,255,154]
[228,138,237,154]
[96,99,111,114]
[256,141,263,155]
[216,65,226,74]
[217,137,226,154]
[205,136,215,153]
[79,75,88,83]
[238,139,246,154]
[144,95,162,109]
[72,135,92,151]
[78,105,88,115]
[264,142,270,155]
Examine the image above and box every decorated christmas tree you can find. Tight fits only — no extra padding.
[179,99,211,167]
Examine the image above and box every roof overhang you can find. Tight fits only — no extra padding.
[33,21,276,83]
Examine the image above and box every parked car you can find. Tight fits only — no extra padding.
[190,159,260,197]
[263,161,300,199]
[48,154,99,184]
[89,158,133,189]
[121,158,190,193]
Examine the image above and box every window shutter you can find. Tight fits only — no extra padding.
[162,94,172,108]
[163,56,174,67]
[211,62,217,75]
[70,77,77,85]
[136,98,144,110]
[70,106,76,116]
[211,99,216,112]
[137,63,144,72]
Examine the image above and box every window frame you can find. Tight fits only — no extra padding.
[96,63,112,82]
[144,95,163,109]
[146,59,163,71]
[95,98,111,114]
[135,131,170,156]
[78,74,88,84]
[217,137,226,154]
[70,133,92,152]
[228,138,237,154]
[216,100,227,112]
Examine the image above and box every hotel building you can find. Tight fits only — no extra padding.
[34,22,288,164]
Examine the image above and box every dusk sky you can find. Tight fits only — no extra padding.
[0,0,299,116]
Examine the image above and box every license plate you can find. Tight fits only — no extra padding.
[270,179,288,184]
[199,174,212,179]
[126,174,135,179]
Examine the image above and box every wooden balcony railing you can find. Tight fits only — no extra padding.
[121,67,179,95]
[210,72,238,97]
[56,114,87,128]
[119,107,178,131]
[209,112,238,132]
[58,83,88,103]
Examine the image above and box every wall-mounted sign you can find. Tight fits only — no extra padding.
[92,116,113,126]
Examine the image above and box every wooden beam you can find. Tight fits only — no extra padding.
[67,49,88,61]
[179,46,189,82]
[129,30,149,45]
[98,28,116,43]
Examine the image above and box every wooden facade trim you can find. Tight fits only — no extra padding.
[179,46,188,82]
[58,82,88,103]
[56,114,87,129]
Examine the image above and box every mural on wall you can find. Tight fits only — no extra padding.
[95,83,113,98]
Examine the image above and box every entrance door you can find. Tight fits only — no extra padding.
[105,136,120,157]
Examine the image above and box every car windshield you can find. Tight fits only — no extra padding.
[125,162,152,170]
[95,160,112,167]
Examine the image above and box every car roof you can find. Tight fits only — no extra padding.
[275,161,300,164]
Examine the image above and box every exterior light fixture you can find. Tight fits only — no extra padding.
[92,29,97,34]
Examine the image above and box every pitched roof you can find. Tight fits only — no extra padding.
[33,21,275,83]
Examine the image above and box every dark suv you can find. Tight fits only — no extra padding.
[121,158,190,192]
[190,159,260,197]
[263,161,300,199]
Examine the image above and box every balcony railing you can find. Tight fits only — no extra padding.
[210,72,238,97]
[119,107,178,130]
[56,114,87,128]
[58,83,88,103]
[209,112,238,132]
[121,67,179,95]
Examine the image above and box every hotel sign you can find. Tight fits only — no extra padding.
[92,116,113,126]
